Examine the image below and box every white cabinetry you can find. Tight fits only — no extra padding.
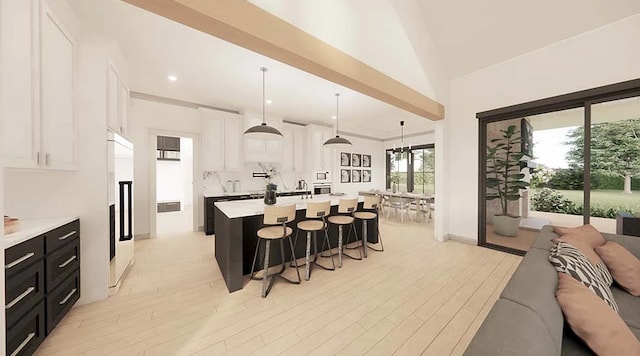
[306,124,334,172]
[281,123,305,173]
[1,0,77,170]
[243,113,283,162]
[107,63,129,137]
[200,108,244,172]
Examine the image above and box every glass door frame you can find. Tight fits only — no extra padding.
[477,78,640,255]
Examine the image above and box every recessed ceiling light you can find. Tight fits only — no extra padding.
[265,99,272,104]
[332,116,337,120]
[168,75,177,82]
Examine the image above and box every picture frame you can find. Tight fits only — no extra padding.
[352,153,361,167]
[340,169,351,183]
[362,154,371,167]
[352,169,361,183]
[341,152,351,167]
[362,170,371,182]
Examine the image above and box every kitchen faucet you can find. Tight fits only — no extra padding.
[302,181,311,199]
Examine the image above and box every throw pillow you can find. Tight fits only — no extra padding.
[595,241,640,297]
[552,234,613,286]
[554,224,606,248]
[549,242,618,312]
[556,273,640,356]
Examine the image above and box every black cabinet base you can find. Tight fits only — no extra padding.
[7,300,45,356]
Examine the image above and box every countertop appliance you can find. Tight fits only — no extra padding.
[108,131,134,293]
[313,184,331,195]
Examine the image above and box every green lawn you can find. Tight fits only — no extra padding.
[534,189,640,214]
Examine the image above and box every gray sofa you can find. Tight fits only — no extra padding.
[464,226,640,355]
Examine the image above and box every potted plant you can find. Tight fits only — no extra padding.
[390,173,401,193]
[486,125,529,236]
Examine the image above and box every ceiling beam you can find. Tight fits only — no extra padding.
[122,0,445,121]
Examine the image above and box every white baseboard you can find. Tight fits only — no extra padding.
[135,233,150,240]
[445,234,478,245]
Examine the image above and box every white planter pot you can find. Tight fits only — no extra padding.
[493,215,521,237]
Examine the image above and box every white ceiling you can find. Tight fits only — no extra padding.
[66,0,640,140]
[417,0,640,78]
[67,0,437,140]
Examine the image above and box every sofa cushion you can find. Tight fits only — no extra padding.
[561,326,596,356]
[500,247,564,352]
[611,286,640,329]
[549,242,619,312]
[552,235,613,286]
[556,273,640,356]
[602,233,640,258]
[554,224,606,248]
[596,241,640,296]
[463,299,558,356]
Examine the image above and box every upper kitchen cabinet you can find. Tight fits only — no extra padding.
[1,0,77,170]
[306,124,334,171]
[281,123,305,173]
[243,111,283,163]
[107,62,130,137]
[200,108,244,172]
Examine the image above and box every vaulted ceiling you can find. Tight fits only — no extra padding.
[67,0,640,139]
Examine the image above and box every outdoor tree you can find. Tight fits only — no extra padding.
[566,118,640,194]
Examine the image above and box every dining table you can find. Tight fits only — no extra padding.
[358,191,434,223]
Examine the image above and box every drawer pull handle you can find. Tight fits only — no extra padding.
[10,332,35,356]
[5,252,35,269]
[59,255,77,268]
[5,287,35,309]
[59,288,77,305]
[59,231,76,241]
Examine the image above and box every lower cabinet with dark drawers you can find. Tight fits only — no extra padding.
[5,219,80,356]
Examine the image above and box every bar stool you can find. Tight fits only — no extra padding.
[326,198,361,268]
[250,204,300,298]
[292,201,335,281]
[354,195,384,258]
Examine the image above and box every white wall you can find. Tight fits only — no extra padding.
[129,99,202,236]
[330,135,385,196]
[445,14,640,241]
[156,160,182,201]
[181,137,194,206]
[3,20,116,307]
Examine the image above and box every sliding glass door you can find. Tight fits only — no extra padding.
[478,79,640,254]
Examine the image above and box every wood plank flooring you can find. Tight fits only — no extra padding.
[35,218,521,356]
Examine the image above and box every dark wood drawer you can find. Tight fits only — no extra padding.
[44,220,79,255]
[45,238,80,293]
[46,269,80,335]
[7,300,45,356]
[5,259,45,329]
[5,236,44,279]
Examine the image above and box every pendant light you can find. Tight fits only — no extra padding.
[323,93,352,148]
[394,120,405,158]
[243,67,283,140]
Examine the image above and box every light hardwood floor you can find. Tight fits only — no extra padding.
[36,218,521,356]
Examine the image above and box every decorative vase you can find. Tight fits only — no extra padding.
[264,183,277,205]
[392,184,397,193]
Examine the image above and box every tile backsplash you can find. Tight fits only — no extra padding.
[202,163,308,194]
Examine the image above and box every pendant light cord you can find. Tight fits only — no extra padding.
[335,93,340,136]
[261,67,267,125]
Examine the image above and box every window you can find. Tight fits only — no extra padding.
[386,144,435,193]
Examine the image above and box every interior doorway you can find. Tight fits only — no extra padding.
[155,135,194,237]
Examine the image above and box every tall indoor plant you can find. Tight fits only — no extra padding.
[486,125,529,236]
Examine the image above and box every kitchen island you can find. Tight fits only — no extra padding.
[214,194,379,292]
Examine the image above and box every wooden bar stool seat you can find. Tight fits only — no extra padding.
[257,226,294,239]
[324,198,362,267]
[292,201,335,280]
[250,204,301,298]
[354,195,384,258]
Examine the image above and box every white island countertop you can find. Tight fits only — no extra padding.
[215,194,364,219]
[204,189,310,198]
[4,216,79,250]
